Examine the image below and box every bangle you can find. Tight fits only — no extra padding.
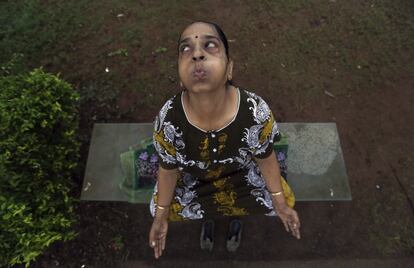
[157,204,170,210]
[270,191,283,196]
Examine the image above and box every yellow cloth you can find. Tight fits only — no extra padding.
[281,175,295,208]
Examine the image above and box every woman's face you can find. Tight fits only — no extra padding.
[178,22,232,94]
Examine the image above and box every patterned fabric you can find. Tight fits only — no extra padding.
[150,87,295,221]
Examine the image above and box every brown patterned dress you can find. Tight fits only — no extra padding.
[149,87,295,222]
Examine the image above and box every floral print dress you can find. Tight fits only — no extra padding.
[149,87,295,222]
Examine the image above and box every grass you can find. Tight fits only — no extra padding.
[0,0,97,67]
[239,0,414,99]
[2,0,412,109]
[1,0,414,265]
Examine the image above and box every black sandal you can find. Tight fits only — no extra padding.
[226,218,242,252]
[200,219,214,251]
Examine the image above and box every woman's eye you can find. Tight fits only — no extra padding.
[181,45,190,52]
[206,41,217,48]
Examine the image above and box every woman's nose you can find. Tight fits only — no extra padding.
[192,45,205,61]
[192,55,205,61]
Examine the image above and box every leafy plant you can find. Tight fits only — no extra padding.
[107,48,129,57]
[110,235,124,251]
[155,47,167,53]
[0,67,81,267]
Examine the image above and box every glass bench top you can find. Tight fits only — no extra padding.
[81,123,351,203]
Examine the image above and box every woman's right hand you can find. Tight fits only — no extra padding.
[149,217,169,259]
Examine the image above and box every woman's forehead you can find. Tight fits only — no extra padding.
[180,22,218,40]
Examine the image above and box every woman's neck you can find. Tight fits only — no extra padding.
[183,85,234,127]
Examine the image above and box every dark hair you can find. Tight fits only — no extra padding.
[177,21,233,87]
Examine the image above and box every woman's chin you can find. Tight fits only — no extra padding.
[187,83,215,93]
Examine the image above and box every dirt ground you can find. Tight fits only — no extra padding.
[32,69,413,268]
[4,0,410,267]
[26,78,414,268]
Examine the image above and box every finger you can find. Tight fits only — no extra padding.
[158,238,162,257]
[294,226,301,239]
[290,220,300,239]
[154,240,158,258]
[288,218,296,233]
[281,219,289,232]
[149,232,155,248]
[288,222,294,234]
[156,239,159,258]
[293,211,301,229]
[162,236,166,251]
[154,242,158,259]
[290,223,297,238]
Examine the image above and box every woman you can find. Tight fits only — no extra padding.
[148,21,301,259]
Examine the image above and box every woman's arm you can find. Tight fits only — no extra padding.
[254,150,287,208]
[154,166,180,221]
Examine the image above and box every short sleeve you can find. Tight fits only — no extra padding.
[253,110,280,159]
[152,98,179,170]
[244,91,281,159]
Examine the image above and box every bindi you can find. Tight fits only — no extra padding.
[195,35,198,38]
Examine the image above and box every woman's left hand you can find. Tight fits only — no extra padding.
[274,203,301,239]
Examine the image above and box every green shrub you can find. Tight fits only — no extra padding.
[0,67,81,267]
